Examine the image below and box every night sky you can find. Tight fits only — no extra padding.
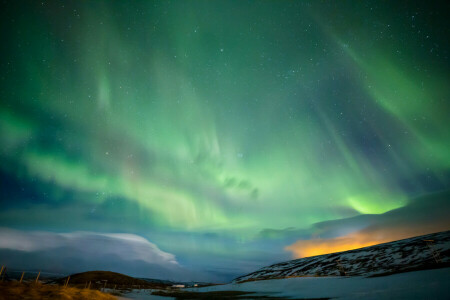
[0,1,449,282]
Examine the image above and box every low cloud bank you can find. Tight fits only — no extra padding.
[0,229,195,281]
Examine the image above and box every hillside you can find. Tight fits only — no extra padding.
[57,271,170,289]
[234,230,450,282]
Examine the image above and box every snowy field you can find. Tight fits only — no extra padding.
[118,289,175,300]
[119,267,449,299]
[185,268,450,300]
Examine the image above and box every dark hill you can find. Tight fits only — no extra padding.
[57,271,170,289]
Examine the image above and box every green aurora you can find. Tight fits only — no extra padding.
[0,1,449,281]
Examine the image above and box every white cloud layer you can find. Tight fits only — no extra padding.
[0,228,193,280]
[0,229,177,265]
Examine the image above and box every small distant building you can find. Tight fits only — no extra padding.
[172,284,185,288]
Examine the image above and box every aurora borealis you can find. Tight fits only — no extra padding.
[0,1,449,281]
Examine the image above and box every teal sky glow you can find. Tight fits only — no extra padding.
[0,1,448,281]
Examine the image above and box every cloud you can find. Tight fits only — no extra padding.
[0,229,177,265]
[285,190,450,258]
[0,229,193,280]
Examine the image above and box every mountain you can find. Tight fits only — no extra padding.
[56,271,170,289]
[234,230,450,282]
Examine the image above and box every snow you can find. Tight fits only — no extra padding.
[234,230,450,281]
[188,268,450,299]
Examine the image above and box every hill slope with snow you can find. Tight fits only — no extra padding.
[235,230,450,282]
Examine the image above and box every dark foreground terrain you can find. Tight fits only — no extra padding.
[56,270,170,290]
[0,282,117,300]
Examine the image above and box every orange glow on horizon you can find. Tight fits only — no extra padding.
[285,225,448,259]
[285,234,389,258]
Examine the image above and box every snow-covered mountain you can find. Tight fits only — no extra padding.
[234,230,450,282]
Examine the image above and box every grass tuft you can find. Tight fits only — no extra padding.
[0,282,117,300]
